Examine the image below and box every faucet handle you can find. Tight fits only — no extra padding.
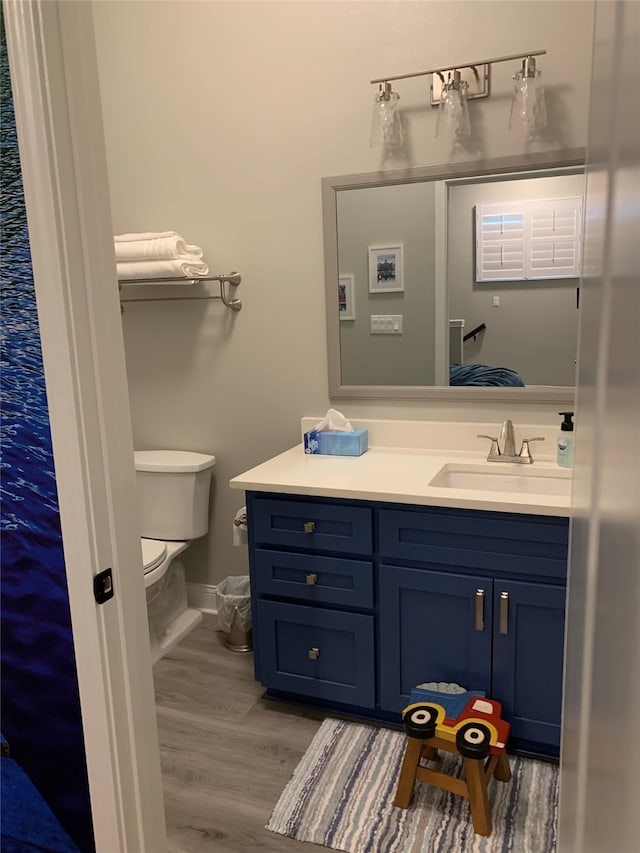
[519,436,545,462]
[477,434,501,458]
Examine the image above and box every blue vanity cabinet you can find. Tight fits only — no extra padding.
[246,492,569,757]
[248,494,376,708]
[377,506,569,757]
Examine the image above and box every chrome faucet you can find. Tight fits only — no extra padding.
[499,419,517,457]
[477,419,545,464]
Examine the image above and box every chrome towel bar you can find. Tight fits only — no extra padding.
[118,272,242,311]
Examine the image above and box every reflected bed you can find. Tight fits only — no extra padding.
[449,364,525,387]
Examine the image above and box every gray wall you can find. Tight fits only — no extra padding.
[92,0,595,588]
[448,173,584,386]
[337,182,436,385]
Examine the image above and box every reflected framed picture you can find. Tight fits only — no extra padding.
[368,244,404,293]
[338,274,355,320]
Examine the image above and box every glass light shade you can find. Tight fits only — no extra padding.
[369,91,404,148]
[435,81,471,141]
[509,68,547,130]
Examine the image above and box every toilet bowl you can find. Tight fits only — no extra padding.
[134,450,216,664]
[141,537,199,663]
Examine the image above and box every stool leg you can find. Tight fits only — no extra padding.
[494,752,511,783]
[464,757,492,836]
[394,737,424,809]
[422,744,439,761]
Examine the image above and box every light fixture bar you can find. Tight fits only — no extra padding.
[370,49,546,86]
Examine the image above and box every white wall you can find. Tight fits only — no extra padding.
[92,0,595,587]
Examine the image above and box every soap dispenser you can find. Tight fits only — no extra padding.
[557,412,575,468]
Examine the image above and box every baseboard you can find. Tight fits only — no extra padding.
[186,582,218,615]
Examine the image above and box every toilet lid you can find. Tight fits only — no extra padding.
[141,538,167,573]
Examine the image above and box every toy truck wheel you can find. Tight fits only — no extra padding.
[456,722,492,759]
[403,704,438,739]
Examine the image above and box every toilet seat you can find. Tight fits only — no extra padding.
[141,537,167,574]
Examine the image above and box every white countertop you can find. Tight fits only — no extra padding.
[230,444,572,517]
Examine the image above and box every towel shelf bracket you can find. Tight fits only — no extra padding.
[118,272,242,311]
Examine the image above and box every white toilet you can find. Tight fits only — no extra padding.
[134,449,216,664]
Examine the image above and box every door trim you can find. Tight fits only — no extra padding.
[4,3,166,850]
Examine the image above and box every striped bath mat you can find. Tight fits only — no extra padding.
[267,718,558,852]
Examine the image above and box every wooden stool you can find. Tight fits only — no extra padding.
[394,734,511,836]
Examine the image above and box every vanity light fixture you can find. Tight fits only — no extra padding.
[435,70,471,141]
[508,56,547,131]
[369,81,404,148]
[370,49,547,145]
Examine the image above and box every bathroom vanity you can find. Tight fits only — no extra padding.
[230,420,571,759]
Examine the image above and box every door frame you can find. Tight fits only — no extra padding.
[4,2,166,850]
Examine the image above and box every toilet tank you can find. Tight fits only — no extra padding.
[134,450,216,541]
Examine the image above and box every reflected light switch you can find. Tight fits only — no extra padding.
[371,315,403,334]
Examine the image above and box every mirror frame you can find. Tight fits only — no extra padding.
[323,147,586,403]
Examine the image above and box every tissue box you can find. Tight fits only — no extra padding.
[303,429,368,457]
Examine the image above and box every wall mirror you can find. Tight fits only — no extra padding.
[322,149,586,402]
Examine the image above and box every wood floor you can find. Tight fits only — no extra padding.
[153,613,325,852]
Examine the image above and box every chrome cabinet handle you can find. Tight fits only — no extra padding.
[308,647,320,660]
[303,521,316,534]
[499,592,509,635]
[475,588,485,631]
[306,573,317,585]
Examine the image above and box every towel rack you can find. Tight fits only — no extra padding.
[118,272,242,312]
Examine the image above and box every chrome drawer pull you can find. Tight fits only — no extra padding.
[308,647,320,660]
[500,592,509,635]
[475,588,485,631]
[303,521,316,534]
[306,573,318,585]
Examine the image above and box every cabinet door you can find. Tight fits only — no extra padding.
[257,600,375,708]
[492,580,566,753]
[378,566,492,714]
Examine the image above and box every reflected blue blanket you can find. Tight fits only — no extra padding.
[450,364,525,387]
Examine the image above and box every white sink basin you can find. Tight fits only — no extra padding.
[429,463,572,496]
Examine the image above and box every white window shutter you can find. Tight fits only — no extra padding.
[529,198,582,278]
[476,196,582,281]
[476,205,525,281]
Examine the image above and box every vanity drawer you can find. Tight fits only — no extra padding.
[256,600,375,707]
[253,549,374,609]
[251,497,372,556]
[378,507,569,580]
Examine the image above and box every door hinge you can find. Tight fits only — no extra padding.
[94,568,114,604]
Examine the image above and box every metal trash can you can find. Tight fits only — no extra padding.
[216,576,252,653]
[224,607,253,653]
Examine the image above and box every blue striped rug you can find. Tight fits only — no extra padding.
[267,718,558,852]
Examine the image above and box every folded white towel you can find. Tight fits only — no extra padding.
[114,234,204,262]
[116,257,210,280]
[114,231,178,242]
